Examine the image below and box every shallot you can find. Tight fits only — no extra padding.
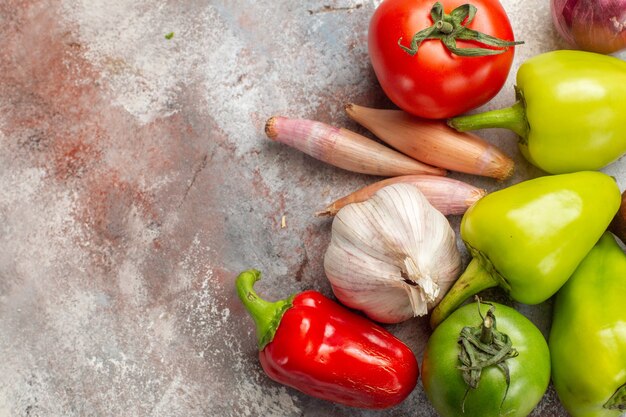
[345,104,514,180]
[317,175,486,217]
[265,116,445,177]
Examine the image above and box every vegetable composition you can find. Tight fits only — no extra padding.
[346,103,514,180]
[430,171,621,328]
[324,184,461,323]
[551,0,626,54]
[609,190,626,244]
[236,269,419,409]
[368,0,521,119]
[550,232,626,417]
[449,50,626,174]
[265,116,445,177]
[422,300,550,417]
[243,1,626,414]
[317,175,486,217]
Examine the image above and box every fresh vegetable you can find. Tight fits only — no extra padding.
[236,269,419,409]
[324,184,462,323]
[265,116,445,177]
[609,190,626,244]
[423,300,550,417]
[368,0,521,119]
[430,171,621,328]
[346,103,514,180]
[448,50,626,174]
[317,174,486,217]
[550,232,626,417]
[551,0,626,54]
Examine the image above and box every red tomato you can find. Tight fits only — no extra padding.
[368,0,518,119]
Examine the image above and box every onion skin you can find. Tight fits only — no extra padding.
[551,0,626,54]
[609,190,626,244]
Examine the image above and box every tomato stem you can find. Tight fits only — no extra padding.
[448,100,529,141]
[430,257,497,328]
[435,20,454,34]
[458,302,519,412]
[479,309,494,344]
[236,269,295,350]
[398,2,524,57]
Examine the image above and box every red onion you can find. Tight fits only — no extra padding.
[551,0,626,54]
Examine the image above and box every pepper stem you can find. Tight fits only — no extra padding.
[447,101,530,141]
[430,258,497,328]
[236,269,295,350]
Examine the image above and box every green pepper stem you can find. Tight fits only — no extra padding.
[447,101,529,140]
[430,258,497,328]
[236,269,294,350]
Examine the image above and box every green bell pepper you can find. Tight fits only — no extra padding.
[430,171,620,328]
[550,232,626,417]
[448,50,626,174]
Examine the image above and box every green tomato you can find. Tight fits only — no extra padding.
[422,301,550,417]
[550,232,626,417]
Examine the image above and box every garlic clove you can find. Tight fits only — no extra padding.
[324,183,462,324]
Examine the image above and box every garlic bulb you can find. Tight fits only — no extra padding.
[323,183,462,323]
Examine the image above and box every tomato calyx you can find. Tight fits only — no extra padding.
[398,1,524,57]
[457,298,519,412]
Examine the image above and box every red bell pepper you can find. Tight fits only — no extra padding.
[236,269,419,409]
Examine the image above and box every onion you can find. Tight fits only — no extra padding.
[551,0,626,54]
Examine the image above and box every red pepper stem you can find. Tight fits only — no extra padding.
[236,269,295,351]
[429,258,497,328]
[447,101,529,140]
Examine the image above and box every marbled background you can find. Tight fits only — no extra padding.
[0,1,624,416]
